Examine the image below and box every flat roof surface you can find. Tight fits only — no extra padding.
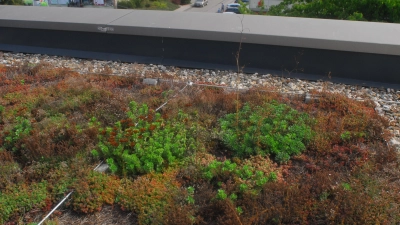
[0,6,133,32]
[1,6,400,55]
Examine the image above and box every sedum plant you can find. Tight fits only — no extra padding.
[2,117,32,153]
[219,101,314,163]
[0,181,47,224]
[92,101,196,176]
[203,159,277,190]
[203,159,278,203]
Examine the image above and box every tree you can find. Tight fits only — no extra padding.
[0,0,24,5]
[268,0,400,23]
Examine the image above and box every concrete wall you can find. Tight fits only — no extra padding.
[1,6,400,88]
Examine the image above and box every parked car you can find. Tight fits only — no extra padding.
[226,3,240,8]
[224,7,240,13]
[68,0,82,7]
[228,2,250,11]
[194,0,208,7]
[234,0,249,3]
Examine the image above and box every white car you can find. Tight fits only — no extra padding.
[194,0,208,7]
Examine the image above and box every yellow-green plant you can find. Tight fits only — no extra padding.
[220,101,314,163]
[92,101,196,175]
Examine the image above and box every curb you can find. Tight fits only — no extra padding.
[174,3,192,11]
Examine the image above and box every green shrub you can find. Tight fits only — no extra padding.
[117,0,143,8]
[268,0,400,23]
[92,101,196,176]
[219,101,313,163]
[117,0,133,8]
[0,0,24,5]
[152,1,167,9]
[238,0,252,14]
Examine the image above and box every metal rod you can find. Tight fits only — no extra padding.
[37,191,74,225]
[37,160,103,224]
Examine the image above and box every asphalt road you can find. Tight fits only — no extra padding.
[179,0,282,13]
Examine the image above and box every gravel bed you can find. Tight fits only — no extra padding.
[1,52,400,147]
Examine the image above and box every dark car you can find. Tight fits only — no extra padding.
[234,0,249,3]
[224,7,240,13]
[68,0,83,7]
[227,3,240,8]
